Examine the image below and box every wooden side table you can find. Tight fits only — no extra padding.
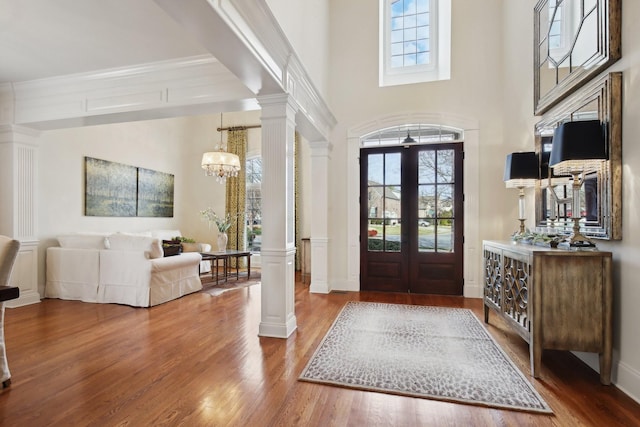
[200,251,252,284]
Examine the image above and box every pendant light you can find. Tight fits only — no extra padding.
[201,113,241,183]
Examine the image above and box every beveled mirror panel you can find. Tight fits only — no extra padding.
[534,72,621,240]
[534,0,621,115]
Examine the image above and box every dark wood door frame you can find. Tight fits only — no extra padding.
[360,143,464,294]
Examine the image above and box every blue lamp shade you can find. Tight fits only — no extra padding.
[504,151,539,188]
[549,120,607,175]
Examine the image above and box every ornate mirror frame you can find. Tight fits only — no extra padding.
[534,0,621,115]
[534,72,622,240]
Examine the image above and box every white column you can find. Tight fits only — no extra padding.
[257,94,297,338]
[308,140,331,293]
[0,125,42,306]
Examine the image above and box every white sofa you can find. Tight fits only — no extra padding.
[45,231,205,307]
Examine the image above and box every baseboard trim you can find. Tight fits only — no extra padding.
[614,360,640,404]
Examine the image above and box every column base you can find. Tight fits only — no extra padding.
[258,314,297,338]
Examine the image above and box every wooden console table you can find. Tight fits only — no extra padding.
[483,240,612,384]
[200,251,251,284]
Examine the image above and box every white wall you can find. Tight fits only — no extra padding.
[501,0,640,403]
[326,0,511,288]
[266,0,331,100]
[37,110,261,296]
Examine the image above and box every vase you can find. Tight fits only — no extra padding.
[217,232,228,252]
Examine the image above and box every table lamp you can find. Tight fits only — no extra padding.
[549,120,607,247]
[539,150,572,231]
[504,151,540,235]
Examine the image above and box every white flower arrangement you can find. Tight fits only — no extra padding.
[200,207,233,233]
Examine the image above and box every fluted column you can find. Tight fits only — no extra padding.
[308,140,331,293]
[257,94,298,338]
[0,125,42,307]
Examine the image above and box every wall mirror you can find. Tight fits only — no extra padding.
[534,72,621,240]
[534,0,621,115]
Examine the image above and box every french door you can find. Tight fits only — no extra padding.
[360,143,464,294]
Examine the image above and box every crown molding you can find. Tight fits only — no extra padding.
[11,55,255,129]
[9,0,336,140]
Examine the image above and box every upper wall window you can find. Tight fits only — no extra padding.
[380,0,451,87]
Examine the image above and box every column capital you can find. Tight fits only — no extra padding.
[257,93,298,117]
[308,139,333,156]
[0,125,41,145]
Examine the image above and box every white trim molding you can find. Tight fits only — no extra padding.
[11,55,257,130]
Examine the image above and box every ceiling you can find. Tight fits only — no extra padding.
[0,0,211,83]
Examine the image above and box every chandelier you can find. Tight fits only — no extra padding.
[201,114,241,183]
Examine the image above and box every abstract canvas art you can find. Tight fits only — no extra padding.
[85,157,137,217]
[137,167,174,217]
[84,157,174,218]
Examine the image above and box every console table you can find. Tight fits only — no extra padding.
[483,240,612,384]
[200,250,251,284]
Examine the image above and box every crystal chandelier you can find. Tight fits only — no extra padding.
[201,114,241,183]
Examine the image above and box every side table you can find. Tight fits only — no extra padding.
[200,251,252,284]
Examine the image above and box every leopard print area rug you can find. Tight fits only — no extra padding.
[299,302,552,414]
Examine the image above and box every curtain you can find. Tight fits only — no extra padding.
[295,132,301,271]
[225,129,247,268]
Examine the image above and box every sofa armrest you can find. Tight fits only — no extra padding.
[151,252,201,272]
[45,247,101,302]
[181,242,211,253]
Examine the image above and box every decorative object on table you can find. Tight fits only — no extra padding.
[217,232,228,252]
[200,207,239,251]
[504,152,540,236]
[161,240,182,257]
[201,113,241,183]
[512,230,565,248]
[171,236,196,244]
[299,302,552,414]
[549,120,607,248]
[170,236,200,253]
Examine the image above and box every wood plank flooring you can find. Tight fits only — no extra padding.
[1,274,639,426]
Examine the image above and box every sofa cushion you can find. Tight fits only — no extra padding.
[181,242,202,253]
[106,234,163,259]
[150,229,182,241]
[58,233,109,249]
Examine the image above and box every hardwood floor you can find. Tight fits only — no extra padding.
[1,274,639,426]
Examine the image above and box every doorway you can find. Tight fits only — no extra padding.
[360,142,464,294]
